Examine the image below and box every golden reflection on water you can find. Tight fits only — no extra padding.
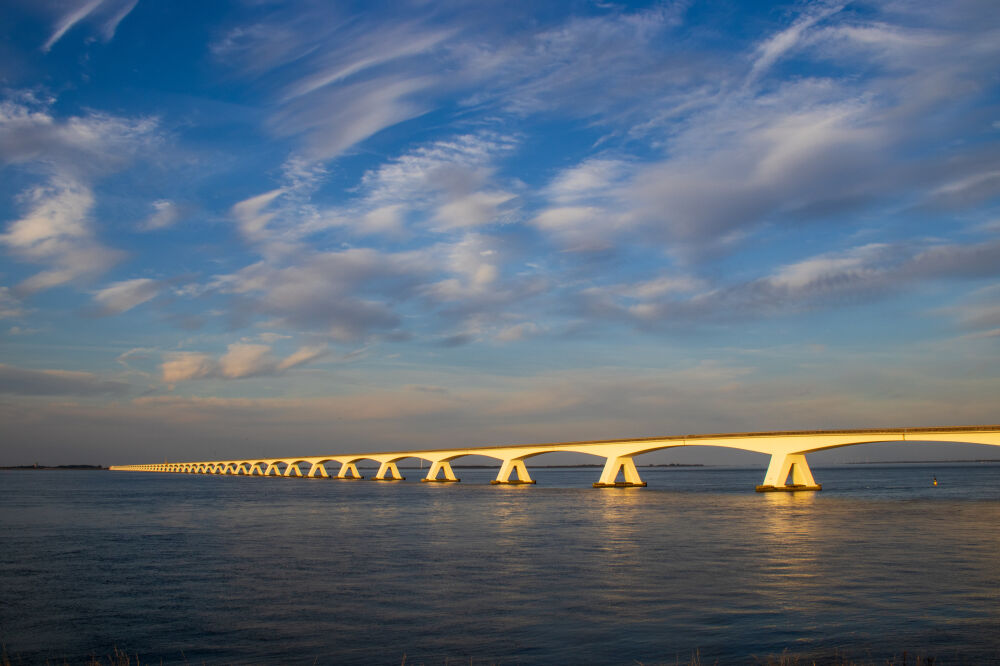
[753,491,825,610]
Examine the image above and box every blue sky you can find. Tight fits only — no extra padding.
[1,0,999,466]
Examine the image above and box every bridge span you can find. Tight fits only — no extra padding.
[109,425,1000,491]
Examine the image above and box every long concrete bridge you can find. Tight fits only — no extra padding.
[110,425,1000,491]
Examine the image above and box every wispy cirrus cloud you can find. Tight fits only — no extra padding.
[41,0,138,52]
[575,238,1000,330]
[0,363,130,396]
[91,278,162,315]
[526,1,1000,265]
[212,6,453,162]
[161,342,328,384]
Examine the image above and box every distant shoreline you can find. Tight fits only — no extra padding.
[845,459,1000,465]
[0,465,106,471]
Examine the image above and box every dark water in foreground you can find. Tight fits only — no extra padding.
[2,465,1000,665]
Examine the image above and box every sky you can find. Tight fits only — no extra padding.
[1,0,999,467]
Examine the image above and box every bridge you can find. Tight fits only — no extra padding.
[109,425,1000,491]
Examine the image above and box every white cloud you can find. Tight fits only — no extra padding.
[1,177,122,293]
[43,0,104,52]
[271,75,431,162]
[161,342,329,384]
[433,190,516,229]
[532,206,620,252]
[41,0,138,52]
[0,96,158,294]
[0,97,157,174]
[161,352,216,384]
[231,189,286,244]
[359,205,407,237]
[769,244,890,291]
[276,344,327,371]
[747,4,844,83]
[140,200,182,231]
[546,158,631,204]
[92,278,161,315]
[218,343,274,379]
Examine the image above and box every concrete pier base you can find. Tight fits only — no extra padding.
[593,481,647,488]
[491,479,536,485]
[421,477,461,483]
[755,484,822,492]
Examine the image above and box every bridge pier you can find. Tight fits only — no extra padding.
[756,453,822,492]
[491,459,535,484]
[373,461,406,481]
[335,462,364,479]
[593,456,646,488]
[422,461,460,483]
[284,463,303,477]
[307,463,329,478]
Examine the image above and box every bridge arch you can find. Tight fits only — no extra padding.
[107,426,1000,491]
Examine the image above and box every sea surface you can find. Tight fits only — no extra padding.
[2,464,1000,665]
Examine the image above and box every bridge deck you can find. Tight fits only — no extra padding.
[109,425,1000,492]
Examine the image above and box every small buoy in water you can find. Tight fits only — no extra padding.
[933,476,938,486]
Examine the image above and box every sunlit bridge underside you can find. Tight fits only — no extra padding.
[110,426,1000,492]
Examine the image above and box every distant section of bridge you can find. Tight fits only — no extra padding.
[110,425,1000,491]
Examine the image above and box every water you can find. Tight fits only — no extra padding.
[2,464,1000,664]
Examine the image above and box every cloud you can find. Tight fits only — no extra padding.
[350,131,520,237]
[41,0,137,52]
[213,247,433,341]
[213,7,453,162]
[1,177,123,293]
[494,322,541,343]
[747,3,844,83]
[270,75,432,162]
[209,130,537,345]
[161,342,329,384]
[515,3,1000,263]
[0,96,158,293]
[940,285,1000,333]
[0,95,157,174]
[92,278,162,315]
[452,5,693,119]
[231,188,286,244]
[0,363,129,396]
[433,190,517,230]
[0,287,23,319]
[43,0,103,52]
[161,352,216,384]
[573,239,1000,330]
[139,200,182,231]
